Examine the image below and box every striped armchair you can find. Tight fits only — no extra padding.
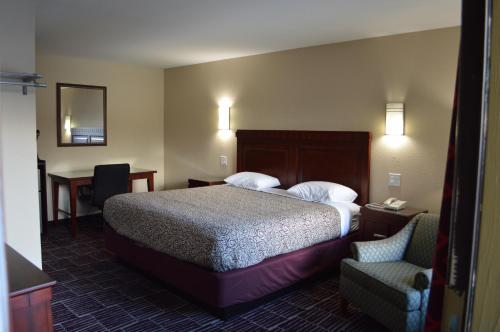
[340,213,439,332]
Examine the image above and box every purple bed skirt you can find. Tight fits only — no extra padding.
[104,224,357,312]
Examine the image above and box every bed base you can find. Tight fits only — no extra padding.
[104,224,358,318]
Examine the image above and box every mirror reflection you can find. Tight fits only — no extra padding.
[57,83,107,146]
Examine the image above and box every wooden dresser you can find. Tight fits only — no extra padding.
[8,245,56,332]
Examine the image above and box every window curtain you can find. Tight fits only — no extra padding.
[424,0,487,330]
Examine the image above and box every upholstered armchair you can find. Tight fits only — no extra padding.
[340,213,439,332]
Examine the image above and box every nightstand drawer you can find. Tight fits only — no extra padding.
[362,219,402,240]
[359,206,428,241]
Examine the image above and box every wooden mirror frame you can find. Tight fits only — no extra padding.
[56,83,107,147]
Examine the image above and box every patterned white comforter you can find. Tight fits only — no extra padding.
[104,185,341,272]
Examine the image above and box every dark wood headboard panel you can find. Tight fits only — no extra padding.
[236,130,371,205]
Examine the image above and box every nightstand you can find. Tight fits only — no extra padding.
[188,177,225,188]
[360,205,428,241]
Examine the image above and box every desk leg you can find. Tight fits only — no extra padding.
[128,179,133,193]
[51,181,59,225]
[69,183,78,238]
[147,174,154,192]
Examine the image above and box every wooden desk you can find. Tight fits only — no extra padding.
[48,167,156,237]
[8,245,56,332]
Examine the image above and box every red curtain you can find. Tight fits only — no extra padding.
[424,0,486,329]
[424,78,457,331]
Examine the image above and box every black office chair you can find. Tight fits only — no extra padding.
[91,163,130,210]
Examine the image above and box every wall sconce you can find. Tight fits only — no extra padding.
[385,103,404,135]
[218,99,231,130]
[64,115,71,133]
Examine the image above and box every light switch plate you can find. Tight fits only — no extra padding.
[388,173,401,187]
[219,155,228,168]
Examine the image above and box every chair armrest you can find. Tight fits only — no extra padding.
[352,219,417,262]
[414,268,433,290]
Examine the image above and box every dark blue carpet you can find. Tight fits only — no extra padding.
[42,217,388,331]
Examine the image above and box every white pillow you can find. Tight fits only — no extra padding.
[287,181,358,203]
[224,172,280,190]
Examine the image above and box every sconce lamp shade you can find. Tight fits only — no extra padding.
[385,103,404,135]
[218,103,230,130]
[64,115,71,131]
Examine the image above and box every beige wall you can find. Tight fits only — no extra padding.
[36,54,165,220]
[0,0,41,267]
[164,27,460,213]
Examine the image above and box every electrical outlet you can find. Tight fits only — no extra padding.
[388,173,401,187]
[219,155,228,168]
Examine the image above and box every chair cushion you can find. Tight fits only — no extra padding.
[404,213,439,268]
[341,258,425,311]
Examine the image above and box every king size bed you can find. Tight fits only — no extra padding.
[104,130,371,317]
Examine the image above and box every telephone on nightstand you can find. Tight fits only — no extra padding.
[383,197,407,211]
[366,198,408,211]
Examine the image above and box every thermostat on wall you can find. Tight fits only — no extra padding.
[388,173,401,187]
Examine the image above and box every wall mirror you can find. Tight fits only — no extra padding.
[57,83,107,146]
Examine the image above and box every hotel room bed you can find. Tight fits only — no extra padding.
[104,130,371,317]
[104,185,359,272]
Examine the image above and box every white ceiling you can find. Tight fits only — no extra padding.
[36,0,460,68]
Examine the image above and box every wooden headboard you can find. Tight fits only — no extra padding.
[236,130,371,205]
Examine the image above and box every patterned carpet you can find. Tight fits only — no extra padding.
[42,216,388,332]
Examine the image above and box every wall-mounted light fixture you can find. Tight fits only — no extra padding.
[218,98,231,131]
[385,103,404,136]
[64,115,71,133]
